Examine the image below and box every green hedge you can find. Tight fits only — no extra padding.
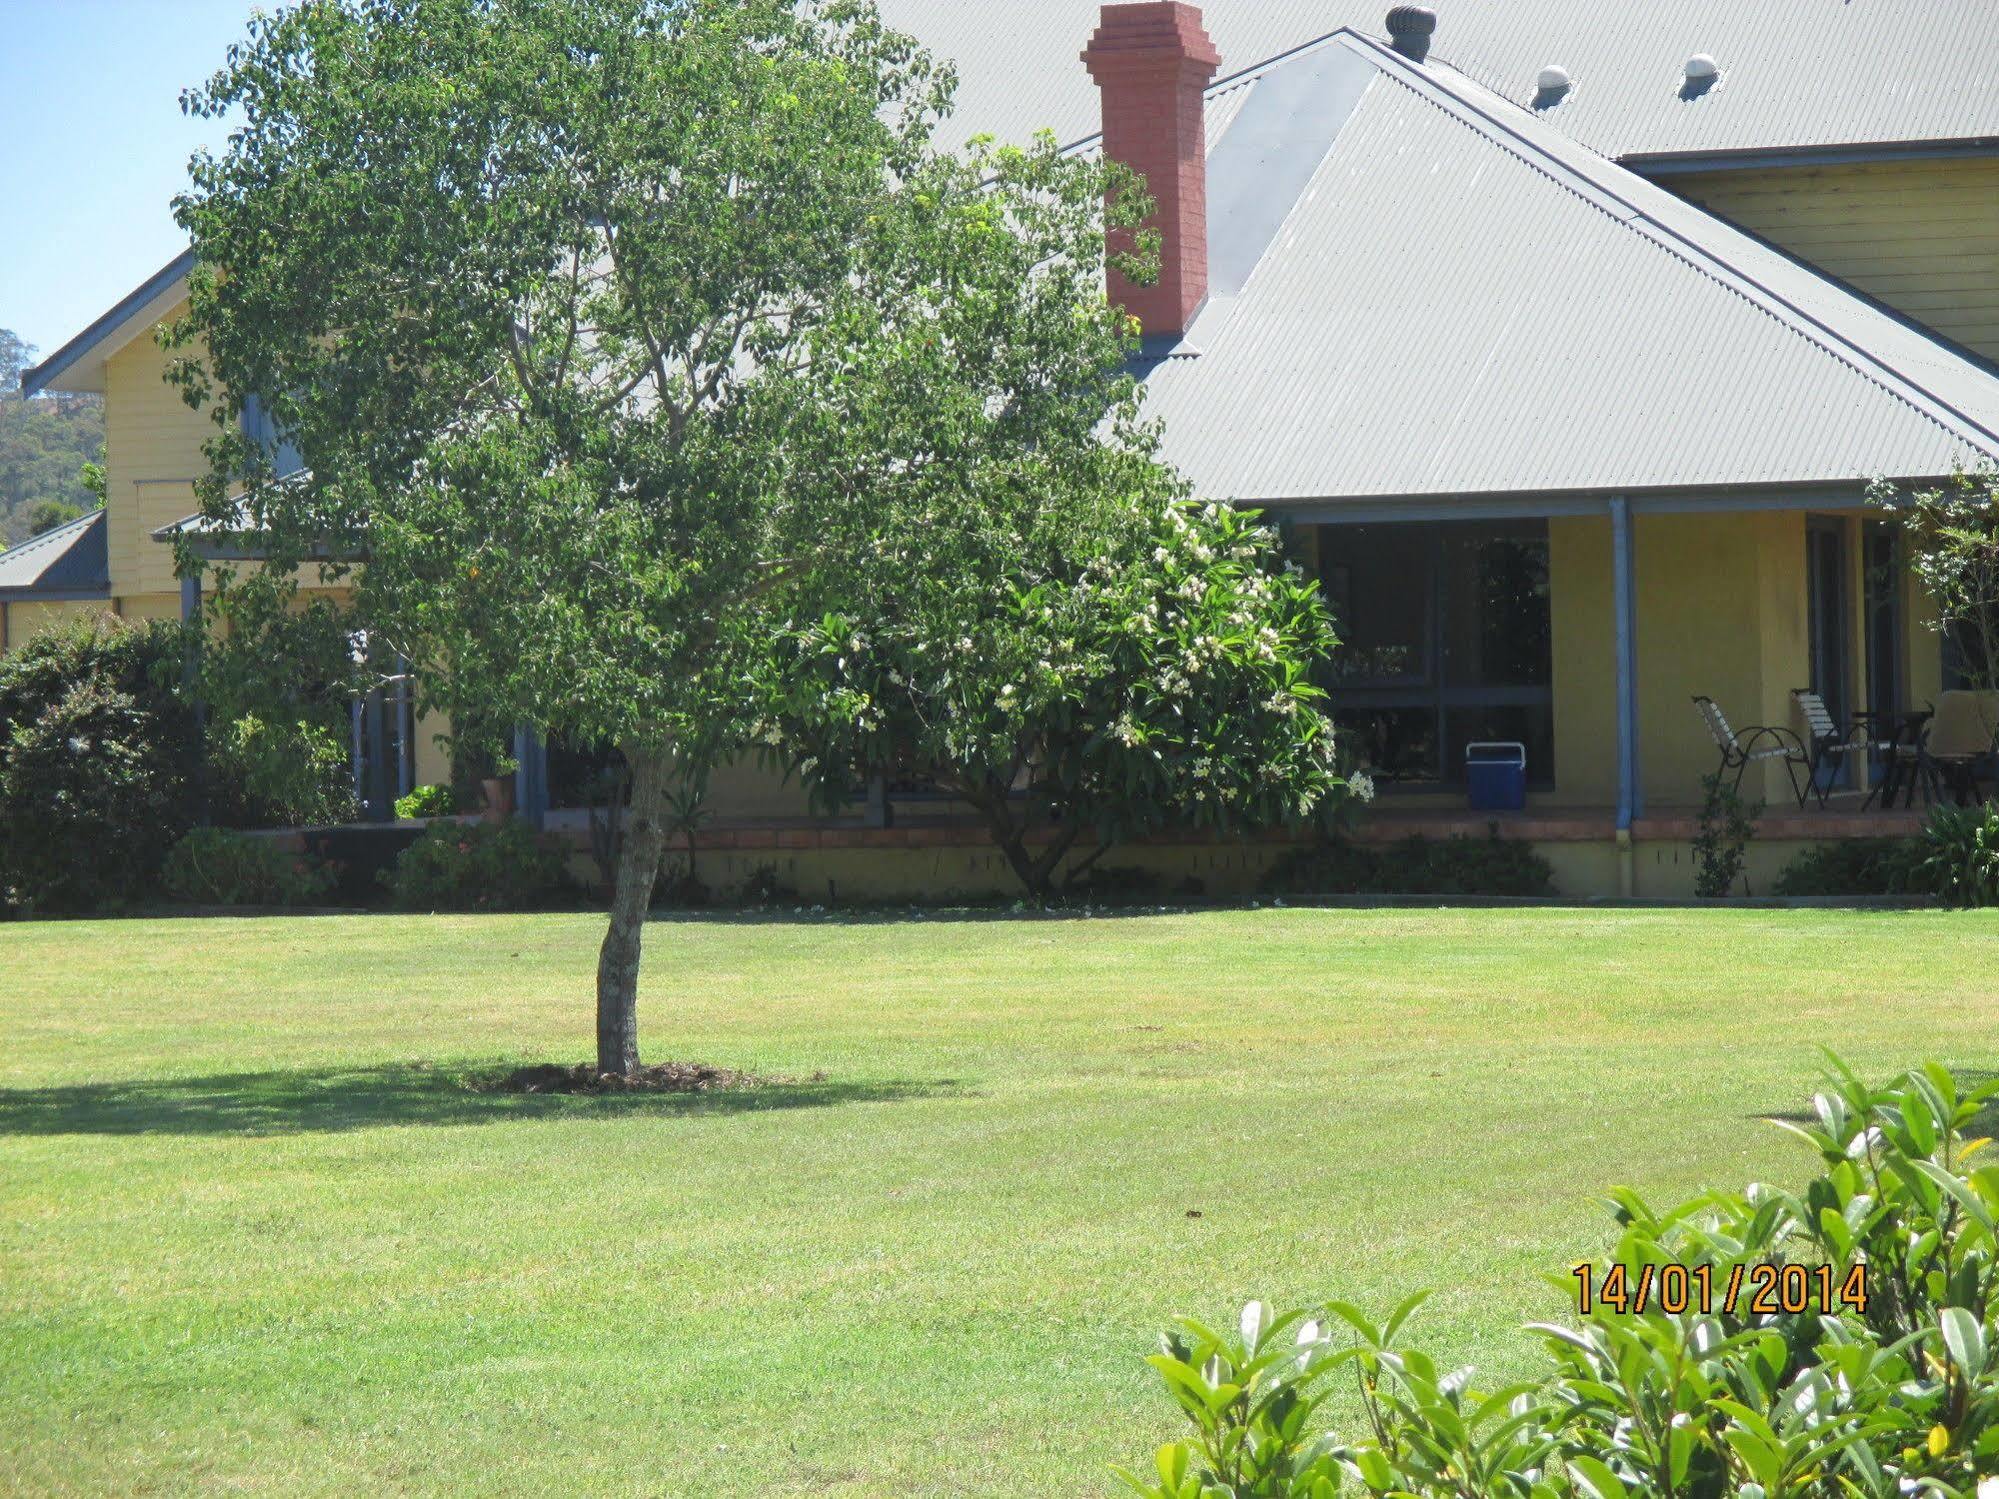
[1262,835,1554,898]
[162,827,335,907]
[381,819,573,911]
[0,617,199,912]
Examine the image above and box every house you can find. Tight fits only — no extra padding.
[15,1,1999,897]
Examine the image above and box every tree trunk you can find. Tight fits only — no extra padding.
[595,745,673,1076]
[966,784,1077,900]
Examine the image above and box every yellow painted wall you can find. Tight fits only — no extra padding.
[101,299,215,601]
[0,599,111,652]
[1547,510,1853,810]
[1547,516,1616,805]
[1669,158,1999,362]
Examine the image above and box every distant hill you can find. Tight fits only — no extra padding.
[1,328,106,547]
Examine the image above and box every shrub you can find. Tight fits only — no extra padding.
[394,783,457,820]
[1916,803,1999,907]
[380,819,572,911]
[1261,834,1553,898]
[161,827,334,907]
[0,616,199,912]
[1118,1058,1999,1499]
[1693,771,1762,897]
[1770,838,1926,897]
[206,712,358,828]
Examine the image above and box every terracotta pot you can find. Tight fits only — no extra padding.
[480,776,515,824]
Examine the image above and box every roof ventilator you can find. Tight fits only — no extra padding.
[1680,53,1719,100]
[1385,6,1436,61]
[1534,64,1571,108]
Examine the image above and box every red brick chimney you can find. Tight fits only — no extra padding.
[1082,2,1222,341]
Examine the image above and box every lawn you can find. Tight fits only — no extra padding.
[2,908,1994,1496]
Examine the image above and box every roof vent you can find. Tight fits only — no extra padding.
[1385,6,1437,61]
[1681,53,1719,99]
[1534,64,1572,107]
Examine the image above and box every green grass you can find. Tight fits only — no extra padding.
[2,908,1994,1495]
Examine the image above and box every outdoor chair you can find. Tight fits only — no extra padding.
[1921,690,1999,805]
[1790,689,1888,809]
[1693,696,1809,807]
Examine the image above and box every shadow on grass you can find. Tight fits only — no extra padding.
[1755,1067,1999,1138]
[0,1064,952,1138]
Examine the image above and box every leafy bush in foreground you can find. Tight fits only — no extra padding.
[381,819,572,911]
[1119,1059,1999,1499]
[162,827,333,907]
[1262,835,1553,898]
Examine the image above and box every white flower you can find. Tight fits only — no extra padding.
[1975,1476,1998,1499]
[1348,770,1376,804]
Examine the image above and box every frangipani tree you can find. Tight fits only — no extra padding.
[768,498,1348,898]
[166,0,1155,1071]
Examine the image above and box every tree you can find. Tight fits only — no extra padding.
[26,500,83,536]
[167,0,1151,1073]
[1870,468,1999,688]
[768,499,1346,897]
[0,329,104,546]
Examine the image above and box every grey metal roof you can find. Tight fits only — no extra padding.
[1130,30,1999,504]
[876,1,1999,162]
[0,508,110,599]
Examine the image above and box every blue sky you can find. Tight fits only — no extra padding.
[1,0,257,360]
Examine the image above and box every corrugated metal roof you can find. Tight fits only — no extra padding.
[876,0,1999,161]
[1132,31,1999,503]
[0,508,110,598]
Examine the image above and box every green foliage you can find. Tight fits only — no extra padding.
[1770,839,1927,898]
[1122,1058,1999,1499]
[207,713,358,828]
[1262,834,1555,898]
[192,578,366,828]
[1916,804,1999,907]
[167,0,1170,1063]
[1869,469,1999,688]
[769,502,1348,898]
[161,827,335,907]
[381,819,572,911]
[1694,772,1762,898]
[26,499,84,536]
[0,328,104,547]
[0,616,199,911]
[394,783,457,820]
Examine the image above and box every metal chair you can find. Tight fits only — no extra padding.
[1790,689,1887,809]
[1693,695,1808,807]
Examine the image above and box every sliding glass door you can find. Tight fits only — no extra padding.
[1316,521,1554,789]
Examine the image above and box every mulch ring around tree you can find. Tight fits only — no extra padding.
[485,1061,812,1096]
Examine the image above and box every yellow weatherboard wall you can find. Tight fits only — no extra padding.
[102,298,212,608]
[1670,157,1999,364]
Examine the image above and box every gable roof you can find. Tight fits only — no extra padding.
[19,250,193,398]
[1115,29,1999,506]
[0,508,111,600]
[878,0,1999,163]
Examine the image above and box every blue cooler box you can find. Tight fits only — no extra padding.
[1465,741,1527,811]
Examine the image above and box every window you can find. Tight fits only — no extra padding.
[1316,521,1555,788]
